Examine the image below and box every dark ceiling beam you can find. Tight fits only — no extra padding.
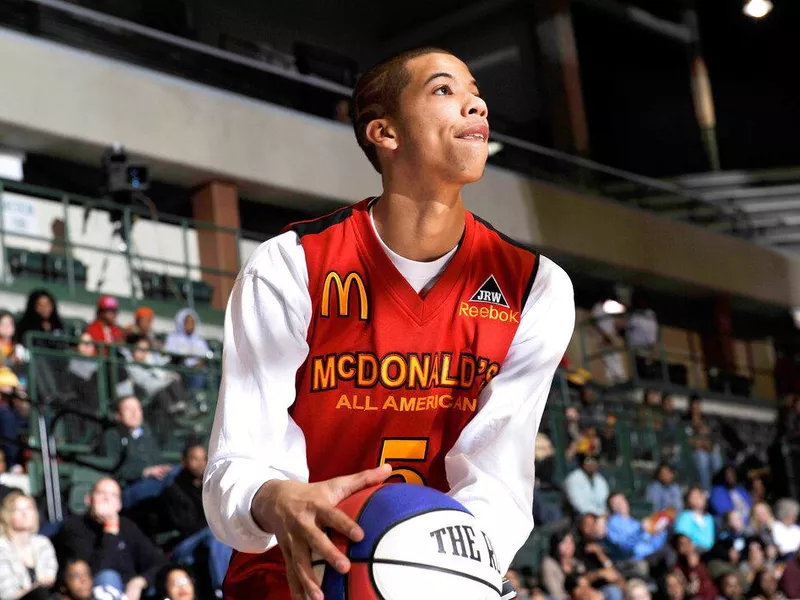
[382,0,519,53]
[571,0,692,44]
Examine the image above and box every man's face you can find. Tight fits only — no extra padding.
[610,494,629,516]
[138,314,153,334]
[720,573,742,600]
[89,479,121,519]
[582,456,599,476]
[391,53,489,184]
[117,397,143,430]
[184,446,207,480]
[658,466,674,485]
[100,309,117,325]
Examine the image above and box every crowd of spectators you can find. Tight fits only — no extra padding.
[508,378,800,600]
[0,289,221,599]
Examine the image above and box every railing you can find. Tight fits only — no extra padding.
[575,314,778,401]
[0,0,747,235]
[0,178,267,308]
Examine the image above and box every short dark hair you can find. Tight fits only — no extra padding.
[182,439,206,459]
[155,565,192,600]
[56,557,91,591]
[352,47,453,173]
[115,395,139,412]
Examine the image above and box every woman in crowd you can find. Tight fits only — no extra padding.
[154,565,195,600]
[748,569,785,600]
[0,491,57,600]
[540,530,587,600]
[659,572,687,600]
[54,559,92,600]
[747,503,779,560]
[675,487,716,552]
[646,463,683,514]
[710,466,753,526]
[771,499,800,559]
[672,534,717,600]
[164,309,210,391]
[14,290,66,350]
[0,312,25,367]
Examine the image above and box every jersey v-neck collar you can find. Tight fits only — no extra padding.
[352,199,474,324]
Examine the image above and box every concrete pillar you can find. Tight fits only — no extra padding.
[191,181,240,310]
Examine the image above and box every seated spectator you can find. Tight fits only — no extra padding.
[685,396,723,491]
[606,492,668,564]
[739,538,769,589]
[600,416,619,464]
[0,311,25,367]
[710,466,752,526]
[564,454,609,516]
[54,478,166,600]
[715,571,743,600]
[154,565,195,600]
[164,309,209,391]
[126,307,160,349]
[540,531,588,600]
[85,296,125,348]
[14,290,67,351]
[675,487,715,552]
[0,491,57,600]
[54,558,93,600]
[672,534,718,600]
[747,503,778,559]
[0,378,30,472]
[749,568,785,600]
[717,511,747,550]
[661,571,687,600]
[164,443,231,596]
[770,499,800,558]
[125,335,189,439]
[575,514,625,600]
[100,396,176,509]
[625,579,651,600]
[646,463,683,514]
[505,569,531,600]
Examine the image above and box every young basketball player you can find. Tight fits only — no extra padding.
[203,47,575,599]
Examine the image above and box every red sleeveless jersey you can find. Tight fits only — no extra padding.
[224,199,538,597]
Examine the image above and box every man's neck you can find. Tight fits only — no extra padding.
[373,176,466,262]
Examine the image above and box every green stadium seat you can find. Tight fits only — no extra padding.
[67,465,106,515]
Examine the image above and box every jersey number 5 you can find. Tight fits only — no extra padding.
[378,438,429,485]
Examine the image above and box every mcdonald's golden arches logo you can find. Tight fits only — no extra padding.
[320,271,369,321]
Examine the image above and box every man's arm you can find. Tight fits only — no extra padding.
[203,232,313,553]
[445,256,575,573]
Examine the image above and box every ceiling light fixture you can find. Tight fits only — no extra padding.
[743,0,773,19]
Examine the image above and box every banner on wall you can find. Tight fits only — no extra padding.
[1,192,39,236]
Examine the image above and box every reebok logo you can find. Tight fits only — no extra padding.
[468,276,509,307]
[460,275,519,323]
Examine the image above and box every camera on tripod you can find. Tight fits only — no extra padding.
[97,143,151,245]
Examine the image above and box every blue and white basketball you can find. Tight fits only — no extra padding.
[312,483,503,599]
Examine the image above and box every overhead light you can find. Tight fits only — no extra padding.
[743,0,773,19]
[0,148,25,181]
[487,141,504,156]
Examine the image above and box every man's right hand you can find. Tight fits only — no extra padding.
[251,464,393,600]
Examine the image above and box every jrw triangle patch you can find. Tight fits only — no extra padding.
[468,275,509,307]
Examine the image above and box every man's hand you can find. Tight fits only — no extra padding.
[143,464,173,480]
[251,464,393,600]
[125,576,148,600]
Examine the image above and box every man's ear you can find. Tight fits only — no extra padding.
[365,118,399,152]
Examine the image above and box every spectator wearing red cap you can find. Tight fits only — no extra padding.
[85,296,125,352]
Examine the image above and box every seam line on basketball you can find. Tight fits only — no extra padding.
[351,558,502,595]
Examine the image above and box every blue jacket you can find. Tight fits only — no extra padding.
[674,510,716,551]
[606,514,668,560]
[709,485,752,523]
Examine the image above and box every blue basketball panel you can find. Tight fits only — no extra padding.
[320,562,346,600]
[350,483,471,560]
